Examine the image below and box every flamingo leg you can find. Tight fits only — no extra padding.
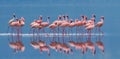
[58,26,59,41]
[48,50,50,56]
[62,27,65,43]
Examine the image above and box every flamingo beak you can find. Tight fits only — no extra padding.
[59,17,61,19]
[48,16,50,19]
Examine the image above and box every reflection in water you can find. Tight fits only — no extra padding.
[7,14,104,56]
[8,33,104,56]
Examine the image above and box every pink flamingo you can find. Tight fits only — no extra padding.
[53,15,62,26]
[60,15,69,43]
[85,15,95,35]
[8,14,25,53]
[95,16,104,34]
[74,18,83,41]
[49,22,57,43]
[30,20,41,47]
[82,16,87,25]
[41,16,50,27]
[84,14,96,55]
[68,19,75,40]
[52,15,62,41]
[36,15,42,23]
[40,16,50,33]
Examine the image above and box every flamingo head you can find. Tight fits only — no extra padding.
[13,13,16,18]
[84,16,87,20]
[101,16,104,20]
[58,15,61,20]
[39,15,42,20]
[16,18,19,22]
[80,15,84,19]
[47,16,50,19]
[21,17,25,22]
[91,18,95,22]
[66,15,69,19]
[63,15,65,19]
[92,14,96,18]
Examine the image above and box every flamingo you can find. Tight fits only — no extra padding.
[9,19,19,27]
[75,15,84,33]
[68,19,75,40]
[84,15,96,55]
[30,19,42,50]
[82,16,87,25]
[69,19,75,28]
[95,16,104,34]
[52,15,62,41]
[36,15,42,23]
[85,15,95,35]
[17,17,25,27]
[53,15,62,26]
[8,14,25,53]
[48,23,57,40]
[41,16,50,27]
[60,15,69,43]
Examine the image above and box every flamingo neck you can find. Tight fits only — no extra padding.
[101,19,104,22]
[47,18,49,23]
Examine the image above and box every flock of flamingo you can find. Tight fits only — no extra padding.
[8,13,104,56]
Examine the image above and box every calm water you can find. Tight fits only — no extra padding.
[0,0,120,59]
